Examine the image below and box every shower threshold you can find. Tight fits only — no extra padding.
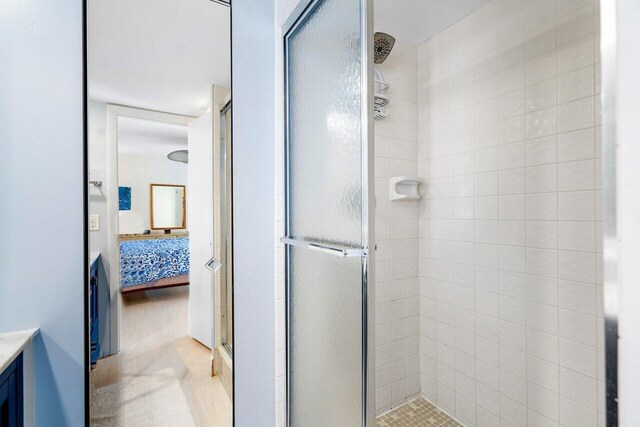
[376,397,463,427]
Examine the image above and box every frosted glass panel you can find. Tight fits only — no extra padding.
[287,0,363,246]
[289,247,363,427]
[285,0,365,425]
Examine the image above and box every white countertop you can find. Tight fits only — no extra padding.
[90,251,100,266]
[0,329,39,373]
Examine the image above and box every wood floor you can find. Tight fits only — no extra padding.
[91,287,232,426]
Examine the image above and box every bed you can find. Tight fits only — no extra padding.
[119,236,190,292]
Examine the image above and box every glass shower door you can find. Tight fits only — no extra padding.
[283,0,374,425]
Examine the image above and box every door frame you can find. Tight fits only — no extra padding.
[281,0,375,424]
[81,0,281,426]
[105,104,194,354]
[219,98,234,355]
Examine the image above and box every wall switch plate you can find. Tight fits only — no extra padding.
[89,214,100,231]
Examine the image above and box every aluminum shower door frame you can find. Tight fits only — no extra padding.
[282,0,375,425]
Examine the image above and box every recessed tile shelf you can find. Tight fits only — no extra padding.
[389,176,422,201]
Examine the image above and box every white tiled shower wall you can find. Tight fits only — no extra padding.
[373,41,422,414]
[416,0,605,426]
[276,0,604,425]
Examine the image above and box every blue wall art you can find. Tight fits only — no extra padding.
[119,186,131,211]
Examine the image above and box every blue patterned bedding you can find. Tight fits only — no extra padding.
[119,237,190,287]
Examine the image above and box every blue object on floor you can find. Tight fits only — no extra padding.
[90,257,100,365]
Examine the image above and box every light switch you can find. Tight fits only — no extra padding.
[89,214,100,231]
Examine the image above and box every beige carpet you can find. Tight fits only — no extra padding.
[91,368,196,427]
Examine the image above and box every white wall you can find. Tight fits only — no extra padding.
[88,100,112,355]
[233,0,276,425]
[416,1,604,425]
[118,153,187,234]
[0,0,85,425]
[89,101,110,263]
[616,1,640,426]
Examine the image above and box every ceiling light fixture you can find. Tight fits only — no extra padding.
[168,150,188,164]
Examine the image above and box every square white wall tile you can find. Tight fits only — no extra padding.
[409,0,603,424]
[375,39,421,412]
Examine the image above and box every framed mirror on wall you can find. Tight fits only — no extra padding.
[150,183,186,233]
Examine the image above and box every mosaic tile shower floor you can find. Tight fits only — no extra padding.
[376,397,462,427]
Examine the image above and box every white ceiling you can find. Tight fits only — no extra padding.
[117,116,187,158]
[374,0,491,45]
[88,0,230,117]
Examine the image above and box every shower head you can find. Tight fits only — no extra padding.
[374,32,396,64]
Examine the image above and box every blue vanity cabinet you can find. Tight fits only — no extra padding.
[90,257,100,365]
[0,354,23,427]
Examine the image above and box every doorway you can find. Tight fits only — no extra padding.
[86,0,233,425]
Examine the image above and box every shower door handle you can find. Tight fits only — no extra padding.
[281,236,367,258]
[205,256,222,273]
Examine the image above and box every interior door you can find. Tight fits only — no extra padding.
[283,0,374,425]
[187,93,215,349]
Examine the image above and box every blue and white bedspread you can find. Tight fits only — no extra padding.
[119,237,190,287]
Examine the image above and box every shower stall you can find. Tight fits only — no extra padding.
[281,0,610,425]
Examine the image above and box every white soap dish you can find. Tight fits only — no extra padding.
[389,176,422,201]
